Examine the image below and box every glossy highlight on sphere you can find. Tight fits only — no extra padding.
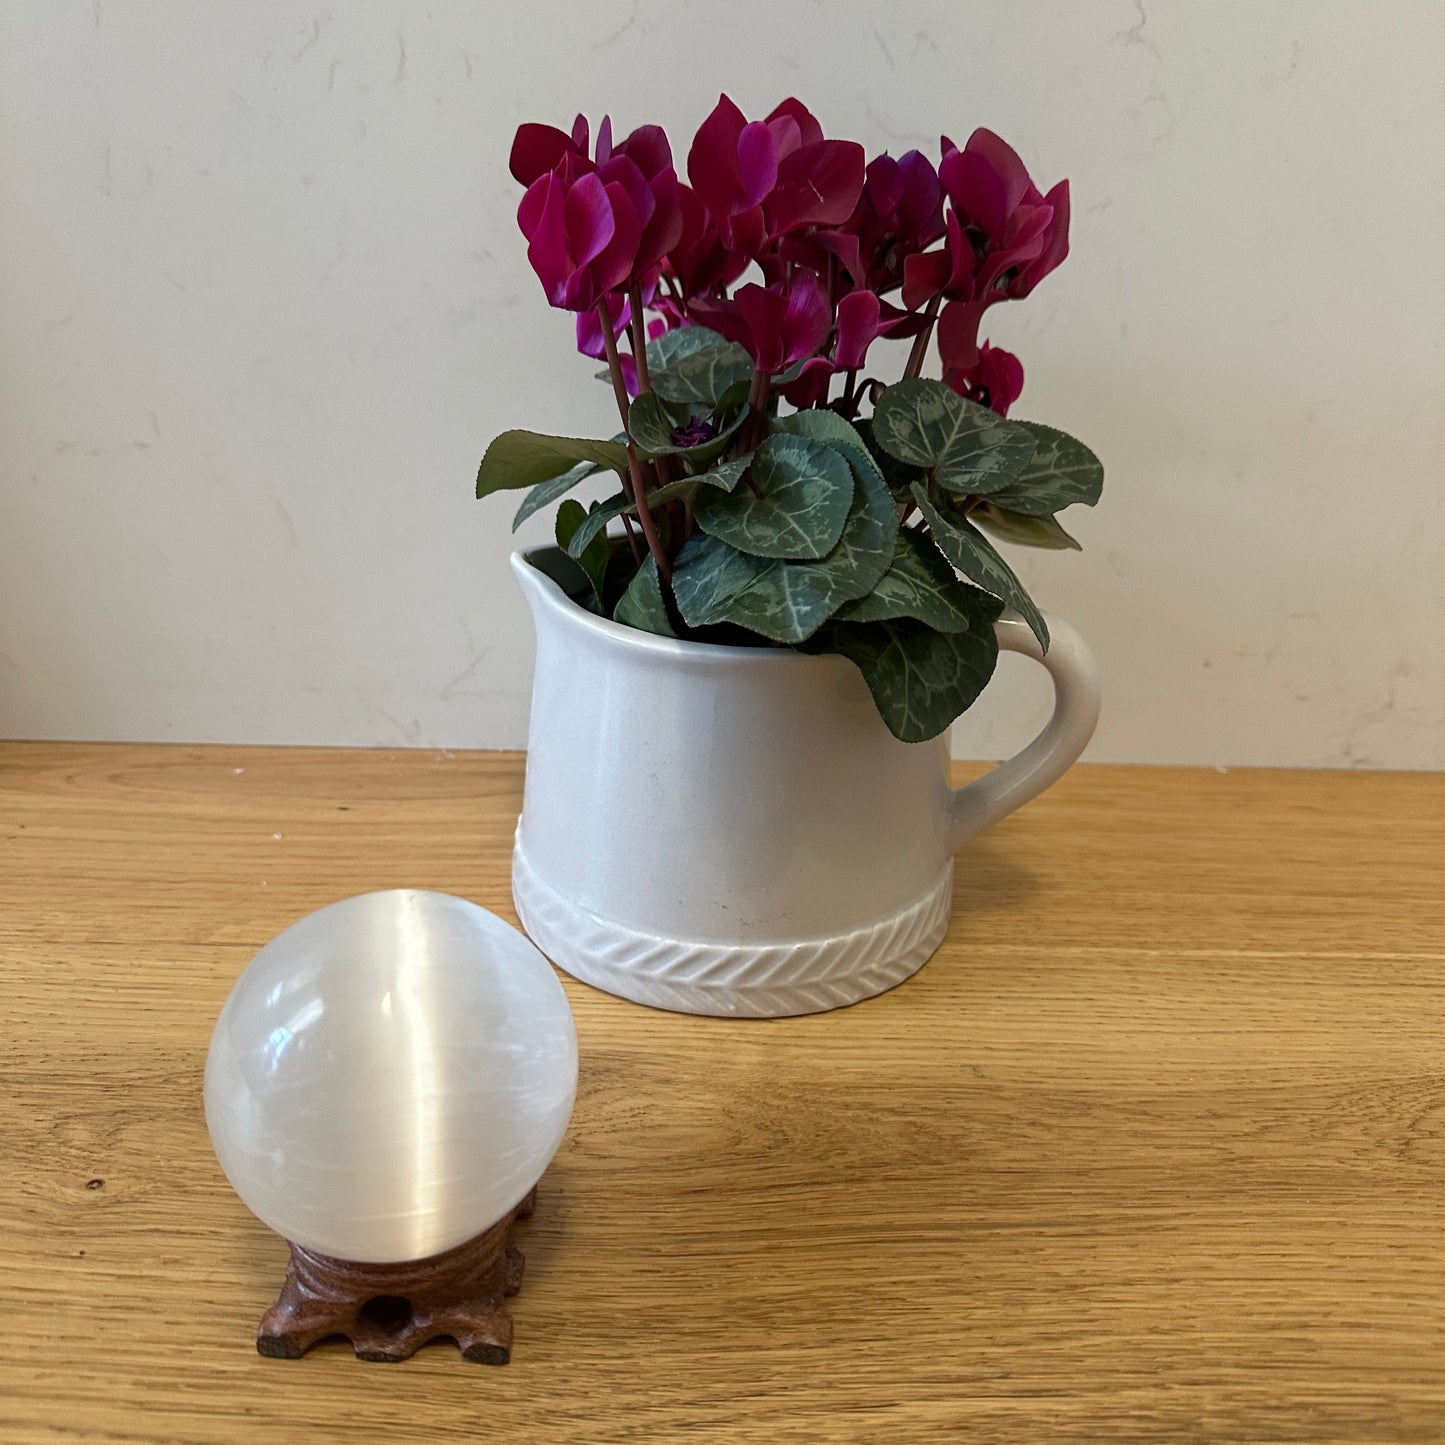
[204,890,578,1264]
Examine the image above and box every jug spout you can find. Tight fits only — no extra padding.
[510,547,577,627]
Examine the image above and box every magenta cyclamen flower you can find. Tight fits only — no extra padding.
[939,129,1069,298]
[512,114,684,309]
[576,290,639,391]
[780,290,883,407]
[945,342,1025,417]
[689,272,832,377]
[518,158,642,312]
[901,129,1068,371]
[686,95,865,254]
[840,151,946,292]
[664,183,749,300]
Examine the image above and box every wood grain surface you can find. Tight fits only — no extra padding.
[1,743,1442,1443]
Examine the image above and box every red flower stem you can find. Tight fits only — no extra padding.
[903,294,942,380]
[596,297,632,427]
[626,284,674,491]
[597,297,671,582]
[619,511,643,564]
[626,284,653,394]
[744,369,771,455]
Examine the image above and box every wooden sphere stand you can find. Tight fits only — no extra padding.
[256,1187,536,1365]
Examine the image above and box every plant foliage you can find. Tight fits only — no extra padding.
[478,97,1105,740]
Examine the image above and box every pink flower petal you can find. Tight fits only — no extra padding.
[936,297,991,372]
[896,150,944,246]
[876,298,932,339]
[617,124,672,179]
[590,180,642,295]
[834,289,881,371]
[864,154,904,222]
[564,172,617,270]
[635,166,685,274]
[945,342,1025,415]
[516,173,552,241]
[575,292,629,359]
[688,94,748,217]
[736,121,780,210]
[766,114,803,162]
[723,205,767,257]
[1019,180,1069,292]
[509,123,582,186]
[766,98,824,148]
[940,149,1009,239]
[984,344,1025,414]
[779,356,834,409]
[964,128,1032,214]
[765,139,865,234]
[524,174,573,307]
[901,248,952,310]
[687,294,756,354]
[778,229,866,290]
[778,271,831,367]
[734,281,786,371]
[599,154,656,235]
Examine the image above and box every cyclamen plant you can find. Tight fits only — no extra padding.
[477,95,1103,743]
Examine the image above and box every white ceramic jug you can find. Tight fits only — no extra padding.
[510,545,1100,1018]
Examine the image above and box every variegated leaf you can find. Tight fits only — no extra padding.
[694,435,853,560]
[987,420,1103,515]
[835,529,1004,632]
[671,450,897,643]
[612,555,676,637]
[872,378,1034,495]
[818,616,1000,743]
[973,502,1082,551]
[910,483,1049,650]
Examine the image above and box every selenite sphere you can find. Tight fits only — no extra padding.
[204,890,578,1264]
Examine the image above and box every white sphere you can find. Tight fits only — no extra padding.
[204,890,577,1264]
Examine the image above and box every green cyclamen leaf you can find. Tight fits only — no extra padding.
[693,434,853,560]
[817,616,1001,744]
[853,415,928,496]
[911,483,1049,651]
[671,448,897,644]
[612,554,676,637]
[628,390,749,465]
[645,327,755,407]
[477,430,628,500]
[872,378,1034,496]
[625,391,680,454]
[642,454,753,509]
[770,408,874,475]
[972,503,1082,551]
[565,491,630,560]
[511,460,599,531]
[555,498,611,607]
[986,420,1104,516]
[834,529,1004,632]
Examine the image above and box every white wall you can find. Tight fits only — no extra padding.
[1,1,1442,767]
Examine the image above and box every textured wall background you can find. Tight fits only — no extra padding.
[2,1,1442,765]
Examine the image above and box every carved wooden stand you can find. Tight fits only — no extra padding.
[256,1188,536,1364]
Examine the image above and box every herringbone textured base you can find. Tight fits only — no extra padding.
[512,838,953,1017]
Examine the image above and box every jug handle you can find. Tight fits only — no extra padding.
[948,613,1101,850]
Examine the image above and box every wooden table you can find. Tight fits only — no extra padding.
[2,744,1442,1443]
